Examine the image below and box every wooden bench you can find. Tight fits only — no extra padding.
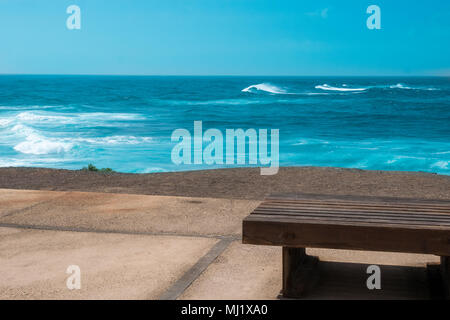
[242,193,450,299]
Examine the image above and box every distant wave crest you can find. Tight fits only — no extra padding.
[390,83,412,90]
[315,84,368,92]
[241,82,439,96]
[242,83,287,94]
[389,83,439,91]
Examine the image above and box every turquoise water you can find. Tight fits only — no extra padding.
[0,75,449,174]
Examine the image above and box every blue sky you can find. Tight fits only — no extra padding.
[1,0,449,75]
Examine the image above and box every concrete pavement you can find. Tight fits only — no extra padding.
[0,189,441,299]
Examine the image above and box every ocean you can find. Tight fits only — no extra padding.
[0,75,449,174]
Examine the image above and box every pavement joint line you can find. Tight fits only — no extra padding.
[0,187,264,201]
[0,222,240,241]
[158,237,234,300]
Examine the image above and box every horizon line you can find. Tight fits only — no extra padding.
[0,73,449,77]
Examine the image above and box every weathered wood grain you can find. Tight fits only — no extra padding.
[243,194,450,256]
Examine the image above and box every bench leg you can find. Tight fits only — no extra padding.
[441,256,450,299]
[282,247,319,298]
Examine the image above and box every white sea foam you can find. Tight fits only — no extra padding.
[11,124,36,136]
[78,112,146,121]
[0,118,13,127]
[304,92,330,95]
[13,134,153,155]
[12,133,153,154]
[72,136,153,145]
[16,112,72,123]
[315,84,367,92]
[0,105,60,111]
[9,124,72,155]
[431,161,449,169]
[7,121,152,155]
[165,98,273,106]
[14,139,73,155]
[163,96,333,106]
[389,83,439,91]
[7,111,146,125]
[242,83,287,94]
[143,167,169,173]
[293,138,329,146]
[390,83,411,90]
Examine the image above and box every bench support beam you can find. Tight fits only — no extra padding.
[282,247,319,298]
[442,256,450,299]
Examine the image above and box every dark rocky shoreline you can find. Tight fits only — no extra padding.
[1,166,449,201]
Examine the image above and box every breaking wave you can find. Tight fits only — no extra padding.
[0,112,152,155]
[242,83,288,94]
[14,137,73,155]
[11,130,153,155]
[10,124,73,155]
[315,84,368,92]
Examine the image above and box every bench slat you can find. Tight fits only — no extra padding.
[243,219,450,255]
[255,206,450,220]
[242,194,450,255]
[262,200,450,213]
[247,213,450,228]
[267,193,450,206]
